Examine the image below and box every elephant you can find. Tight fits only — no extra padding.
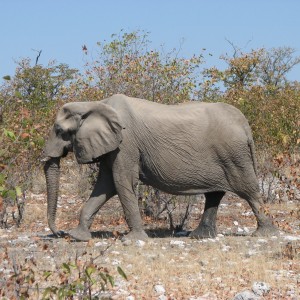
[43,94,278,241]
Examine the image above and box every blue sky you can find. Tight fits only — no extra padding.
[1,0,300,83]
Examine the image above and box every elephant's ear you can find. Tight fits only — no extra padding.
[74,102,123,163]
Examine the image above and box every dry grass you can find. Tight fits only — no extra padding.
[95,236,299,299]
[2,191,300,299]
[0,230,299,299]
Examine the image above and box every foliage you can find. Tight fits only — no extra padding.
[201,45,300,152]
[82,30,203,103]
[202,45,300,93]
[258,151,300,203]
[1,248,127,299]
[41,261,117,299]
[0,58,77,228]
[13,58,76,106]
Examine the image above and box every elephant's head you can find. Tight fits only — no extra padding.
[43,101,123,236]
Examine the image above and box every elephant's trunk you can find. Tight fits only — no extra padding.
[44,157,61,236]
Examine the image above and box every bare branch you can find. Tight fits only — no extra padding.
[32,49,42,65]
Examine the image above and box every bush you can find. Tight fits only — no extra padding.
[223,84,300,152]
[202,45,300,153]
[83,30,203,103]
[0,58,77,228]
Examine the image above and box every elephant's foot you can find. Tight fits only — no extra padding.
[68,226,92,241]
[121,229,148,241]
[189,224,217,239]
[252,223,279,237]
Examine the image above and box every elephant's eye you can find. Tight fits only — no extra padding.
[54,124,63,134]
[61,132,70,141]
[55,124,70,141]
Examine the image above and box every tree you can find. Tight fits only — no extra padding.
[257,47,300,87]
[202,45,300,93]
[5,58,77,109]
[83,30,203,104]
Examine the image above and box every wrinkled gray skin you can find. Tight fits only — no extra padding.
[43,94,277,241]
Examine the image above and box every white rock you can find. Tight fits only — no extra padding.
[233,290,260,300]
[126,296,135,300]
[18,235,30,241]
[233,221,239,226]
[248,249,258,256]
[237,227,244,233]
[158,295,167,300]
[252,281,270,296]
[222,245,231,252]
[243,227,250,233]
[1,268,13,275]
[257,239,267,244]
[242,211,254,216]
[284,235,300,241]
[135,240,146,247]
[190,293,217,300]
[154,284,165,295]
[97,292,113,299]
[95,241,108,247]
[170,240,185,247]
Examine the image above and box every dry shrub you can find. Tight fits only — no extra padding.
[223,85,300,153]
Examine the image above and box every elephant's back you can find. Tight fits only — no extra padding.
[104,94,250,142]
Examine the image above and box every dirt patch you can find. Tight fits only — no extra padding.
[0,190,299,299]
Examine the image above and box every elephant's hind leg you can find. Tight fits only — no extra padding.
[190,191,225,239]
[244,192,278,237]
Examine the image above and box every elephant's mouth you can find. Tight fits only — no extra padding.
[41,144,72,162]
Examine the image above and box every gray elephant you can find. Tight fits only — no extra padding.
[43,94,277,241]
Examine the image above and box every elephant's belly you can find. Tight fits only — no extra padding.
[138,164,221,195]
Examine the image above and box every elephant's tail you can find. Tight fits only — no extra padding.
[248,137,258,177]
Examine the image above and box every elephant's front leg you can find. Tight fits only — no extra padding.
[113,171,148,241]
[69,164,116,241]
